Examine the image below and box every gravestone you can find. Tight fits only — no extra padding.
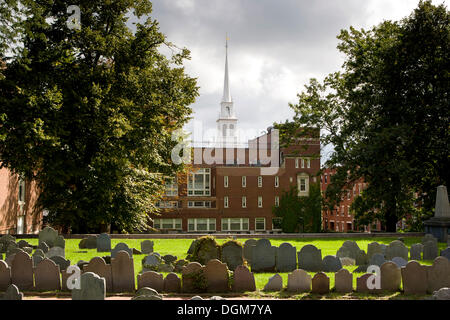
[163,273,181,293]
[111,251,135,293]
[232,265,256,292]
[72,272,106,300]
[251,239,276,272]
[96,233,111,252]
[385,240,408,261]
[133,287,162,300]
[423,240,439,260]
[311,272,329,294]
[441,247,450,261]
[221,241,243,271]
[339,257,355,266]
[17,240,31,249]
[0,260,11,291]
[39,226,58,247]
[356,273,381,293]
[334,269,353,293]
[426,256,450,293]
[322,255,342,272]
[34,258,61,291]
[162,254,177,265]
[410,243,423,261]
[380,262,401,292]
[263,274,282,291]
[298,244,322,272]
[391,257,408,268]
[401,261,427,295]
[204,259,229,293]
[3,284,22,300]
[355,250,368,266]
[111,242,133,259]
[140,240,154,254]
[46,246,65,259]
[54,235,65,249]
[190,237,221,265]
[276,243,297,272]
[243,239,257,263]
[32,255,44,268]
[190,296,203,300]
[432,287,450,300]
[79,236,97,249]
[336,241,360,260]
[187,239,199,255]
[37,242,49,254]
[369,253,386,267]
[287,269,311,293]
[0,235,16,253]
[182,262,204,293]
[84,257,112,292]
[49,256,70,271]
[157,264,174,273]
[137,271,164,292]
[6,247,24,259]
[22,247,32,255]
[367,242,383,260]
[142,253,162,271]
[422,233,438,245]
[11,251,33,290]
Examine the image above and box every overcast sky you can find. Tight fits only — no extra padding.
[148,0,446,153]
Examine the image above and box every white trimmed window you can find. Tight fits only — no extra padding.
[16,215,24,234]
[275,176,279,188]
[224,176,228,188]
[164,177,178,196]
[258,176,262,187]
[188,168,210,196]
[295,158,299,168]
[156,201,178,209]
[242,196,247,208]
[242,176,246,187]
[275,196,280,207]
[221,218,249,231]
[255,218,266,231]
[297,173,310,196]
[188,201,211,208]
[224,196,229,208]
[188,218,216,232]
[306,158,311,168]
[258,196,263,208]
[18,176,25,204]
[154,218,182,230]
[301,158,305,168]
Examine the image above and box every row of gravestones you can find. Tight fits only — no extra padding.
[141,252,186,273]
[78,234,155,256]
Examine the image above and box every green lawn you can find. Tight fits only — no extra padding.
[17,236,447,298]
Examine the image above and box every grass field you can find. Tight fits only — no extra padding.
[16,236,448,299]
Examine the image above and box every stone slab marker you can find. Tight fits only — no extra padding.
[3,284,23,300]
[322,255,342,272]
[96,233,111,252]
[0,260,11,291]
[356,273,381,293]
[251,239,276,272]
[263,274,282,291]
[164,273,181,293]
[410,244,423,261]
[243,239,257,263]
[232,265,255,292]
[276,243,297,273]
[46,247,65,259]
[385,240,408,261]
[137,271,164,292]
[367,242,383,260]
[54,235,65,249]
[49,256,71,272]
[140,240,154,254]
[182,262,204,293]
[298,244,322,272]
[401,261,427,295]
[11,251,33,290]
[311,272,329,294]
[84,257,112,292]
[34,258,61,291]
[111,243,133,259]
[426,256,450,293]
[334,269,353,294]
[204,259,229,293]
[423,241,439,260]
[72,272,106,300]
[369,253,386,267]
[221,241,243,271]
[391,257,408,268]
[38,226,58,248]
[287,269,311,293]
[380,262,401,292]
[111,251,135,293]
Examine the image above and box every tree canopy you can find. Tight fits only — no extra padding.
[0,0,199,232]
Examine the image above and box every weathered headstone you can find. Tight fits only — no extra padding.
[263,274,282,291]
[432,287,450,300]
[287,269,311,293]
[157,264,174,273]
[11,251,33,290]
[182,262,204,293]
[137,271,164,292]
[334,269,352,293]
[37,242,49,254]
[204,259,229,293]
[401,261,427,295]
[162,254,177,265]
[243,239,257,263]
[221,241,243,271]
[336,241,360,260]
[79,235,97,249]
[96,233,111,252]
[322,255,342,272]
[111,242,133,259]
[232,265,256,292]
[339,257,355,266]
[369,253,386,267]
[190,237,221,265]
[367,242,383,260]
[84,257,112,292]
[49,256,70,271]
[356,250,369,266]
[132,287,162,300]
[441,247,450,261]
[385,240,408,261]
[142,253,162,271]
[276,243,297,273]
[298,244,322,272]
[17,240,31,249]
[423,240,439,261]
[391,257,408,268]
[422,233,438,246]
[140,240,154,254]
[111,251,135,292]
[410,243,423,261]
[46,246,65,259]
[174,259,188,273]
[251,239,276,272]
[39,226,58,247]
[426,256,450,293]
[311,272,329,294]
[0,260,11,291]
[34,258,61,291]
[54,235,65,249]
[32,255,44,268]
[22,247,33,255]
[163,273,181,293]
[3,284,22,300]
[72,272,106,300]
[356,273,381,293]
[380,262,401,292]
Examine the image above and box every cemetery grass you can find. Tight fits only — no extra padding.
[17,236,447,299]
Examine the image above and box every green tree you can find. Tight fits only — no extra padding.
[0,0,198,233]
[282,1,449,232]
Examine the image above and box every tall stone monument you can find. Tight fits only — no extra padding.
[424,185,450,243]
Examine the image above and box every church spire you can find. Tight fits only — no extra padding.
[222,35,232,103]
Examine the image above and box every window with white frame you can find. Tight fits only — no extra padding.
[16,216,24,234]
[297,173,309,196]
[188,168,210,196]
[224,176,228,188]
[242,196,247,208]
[301,158,305,168]
[258,196,263,208]
[18,176,25,204]
[221,218,249,231]
[154,218,182,230]
[242,176,246,187]
[306,158,311,168]
[275,196,279,207]
[164,177,178,196]
[156,201,178,209]
[255,218,266,231]
[188,218,216,232]
[188,201,211,208]
[257,176,262,187]
[295,158,299,168]
[275,176,279,187]
[224,196,229,208]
